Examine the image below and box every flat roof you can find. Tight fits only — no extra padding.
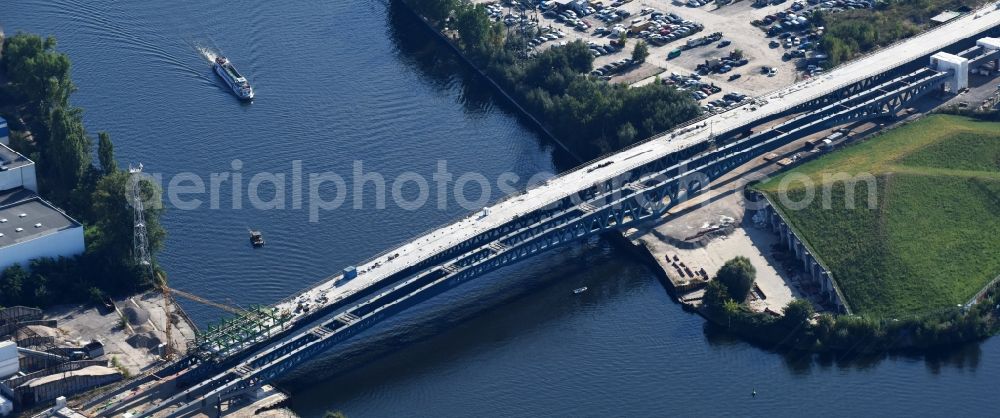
[932,11,962,23]
[0,188,81,250]
[0,143,32,171]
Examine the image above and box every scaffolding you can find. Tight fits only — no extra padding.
[192,306,290,362]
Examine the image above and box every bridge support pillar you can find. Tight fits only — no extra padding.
[930,52,969,92]
[977,37,1000,72]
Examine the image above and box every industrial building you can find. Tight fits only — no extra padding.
[0,189,85,271]
[1,305,121,412]
[0,142,82,271]
[0,141,36,193]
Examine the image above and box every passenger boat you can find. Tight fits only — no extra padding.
[249,229,265,247]
[214,56,254,100]
[573,286,588,294]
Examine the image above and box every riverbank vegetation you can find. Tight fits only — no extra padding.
[408,0,701,158]
[702,257,1000,353]
[0,33,165,308]
[815,0,987,67]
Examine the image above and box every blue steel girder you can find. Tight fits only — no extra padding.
[824,71,948,126]
[787,66,917,113]
[969,48,1000,67]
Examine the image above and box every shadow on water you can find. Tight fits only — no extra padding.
[703,320,984,375]
[382,0,581,170]
[278,238,652,390]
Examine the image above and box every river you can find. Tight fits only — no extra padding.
[3,0,998,416]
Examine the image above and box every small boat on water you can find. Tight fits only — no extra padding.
[214,56,254,100]
[249,229,265,247]
[573,286,588,294]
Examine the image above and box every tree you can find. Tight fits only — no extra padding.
[730,48,745,60]
[781,298,815,329]
[42,106,92,202]
[723,299,742,327]
[632,40,649,63]
[89,171,165,288]
[98,131,118,174]
[0,265,28,306]
[27,273,53,307]
[702,280,730,312]
[2,34,74,113]
[617,122,637,145]
[813,313,836,342]
[715,256,756,302]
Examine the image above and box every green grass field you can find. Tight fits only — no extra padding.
[757,115,1000,316]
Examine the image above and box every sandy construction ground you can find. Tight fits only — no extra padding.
[46,292,197,375]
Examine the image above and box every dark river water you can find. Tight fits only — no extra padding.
[4,0,999,416]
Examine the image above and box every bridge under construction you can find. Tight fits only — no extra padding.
[84,4,1000,417]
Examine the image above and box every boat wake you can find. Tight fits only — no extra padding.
[196,45,219,64]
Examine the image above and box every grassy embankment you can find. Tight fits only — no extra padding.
[757,114,1000,317]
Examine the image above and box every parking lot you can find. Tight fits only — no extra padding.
[476,0,811,111]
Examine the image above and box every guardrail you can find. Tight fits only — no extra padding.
[966,273,1000,307]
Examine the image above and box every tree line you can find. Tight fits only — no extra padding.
[702,256,1000,352]
[0,33,165,308]
[412,0,701,158]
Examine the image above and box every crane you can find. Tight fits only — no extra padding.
[167,287,244,315]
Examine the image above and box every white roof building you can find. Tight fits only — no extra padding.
[0,144,82,271]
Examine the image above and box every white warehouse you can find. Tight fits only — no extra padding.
[0,141,83,271]
[0,189,85,270]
